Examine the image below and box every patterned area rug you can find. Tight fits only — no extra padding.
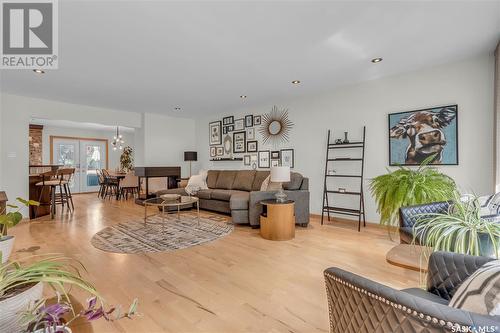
[91,212,233,254]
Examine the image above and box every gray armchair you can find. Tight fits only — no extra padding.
[324,252,500,332]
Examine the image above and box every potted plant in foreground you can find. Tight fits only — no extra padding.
[0,255,137,332]
[370,156,457,228]
[0,197,39,263]
[413,193,500,258]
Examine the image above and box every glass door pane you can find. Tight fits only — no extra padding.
[80,140,107,193]
[52,138,81,192]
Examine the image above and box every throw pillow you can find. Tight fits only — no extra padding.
[449,260,500,316]
[260,175,282,191]
[185,173,208,195]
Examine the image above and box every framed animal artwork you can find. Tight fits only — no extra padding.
[388,105,458,166]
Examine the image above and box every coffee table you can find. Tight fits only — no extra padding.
[143,196,200,226]
[386,244,432,272]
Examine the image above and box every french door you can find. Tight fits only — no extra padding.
[51,137,108,193]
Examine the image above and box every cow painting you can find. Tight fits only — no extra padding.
[389,105,458,165]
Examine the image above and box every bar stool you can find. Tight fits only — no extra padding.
[35,170,63,219]
[55,168,75,211]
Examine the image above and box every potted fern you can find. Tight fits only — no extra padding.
[0,197,39,263]
[370,156,457,228]
[413,193,500,258]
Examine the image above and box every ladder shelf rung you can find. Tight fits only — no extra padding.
[325,174,362,178]
[326,191,361,195]
[327,158,362,161]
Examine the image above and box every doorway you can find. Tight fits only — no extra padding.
[50,136,108,193]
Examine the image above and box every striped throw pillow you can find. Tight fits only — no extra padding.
[449,260,500,316]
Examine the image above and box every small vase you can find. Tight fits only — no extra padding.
[0,235,15,263]
[343,132,349,144]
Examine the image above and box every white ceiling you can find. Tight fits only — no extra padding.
[30,118,135,133]
[2,1,499,117]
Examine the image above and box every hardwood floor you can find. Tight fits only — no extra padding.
[11,193,419,333]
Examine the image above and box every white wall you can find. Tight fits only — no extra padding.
[195,55,495,222]
[0,94,143,207]
[142,113,196,178]
[40,125,135,170]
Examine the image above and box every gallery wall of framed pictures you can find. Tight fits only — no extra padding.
[208,106,295,169]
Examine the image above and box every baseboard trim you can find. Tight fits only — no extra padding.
[309,213,398,232]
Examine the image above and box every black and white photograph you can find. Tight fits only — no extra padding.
[254,115,261,126]
[209,121,222,145]
[247,140,258,152]
[216,147,223,156]
[246,127,255,140]
[223,116,234,125]
[245,115,253,127]
[244,155,251,166]
[258,150,270,168]
[271,151,280,159]
[233,131,246,153]
[234,118,244,131]
[271,159,280,167]
[280,149,294,168]
[210,146,216,157]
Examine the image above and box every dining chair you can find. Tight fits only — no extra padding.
[119,172,139,200]
[96,169,107,198]
[102,169,119,199]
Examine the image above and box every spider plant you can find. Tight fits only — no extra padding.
[0,198,39,237]
[413,193,500,258]
[370,155,457,227]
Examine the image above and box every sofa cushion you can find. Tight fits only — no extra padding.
[252,171,270,191]
[283,172,303,190]
[206,170,219,189]
[211,189,233,201]
[402,288,449,305]
[232,170,256,192]
[215,170,237,189]
[197,189,213,200]
[230,191,250,210]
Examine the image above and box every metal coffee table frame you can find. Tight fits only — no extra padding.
[143,196,200,227]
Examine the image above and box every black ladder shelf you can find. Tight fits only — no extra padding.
[321,127,366,231]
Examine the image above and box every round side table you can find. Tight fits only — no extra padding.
[259,199,295,241]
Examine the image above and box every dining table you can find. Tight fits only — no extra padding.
[107,170,127,199]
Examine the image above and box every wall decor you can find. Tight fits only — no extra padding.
[216,147,223,156]
[245,115,253,127]
[343,132,349,144]
[280,149,294,168]
[247,140,258,152]
[223,134,232,155]
[254,115,261,126]
[271,151,280,159]
[246,127,255,140]
[233,131,246,153]
[227,125,234,132]
[389,105,458,165]
[244,155,251,166]
[210,147,216,157]
[259,106,294,147]
[234,118,244,131]
[258,150,270,168]
[209,121,222,146]
[252,162,257,170]
[271,159,280,167]
[223,116,234,125]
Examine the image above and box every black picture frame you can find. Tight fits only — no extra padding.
[254,115,261,126]
[209,121,222,146]
[227,125,234,132]
[223,116,234,125]
[245,115,253,127]
[223,126,228,135]
[258,150,270,168]
[210,147,216,157]
[216,147,223,156]
[234,118,244,131]
[233,131,246,153]
[280,149,294,168]
[244,155,251,166]
[247,140,258,152]
[271,151,280,159]
[388,104,458,166]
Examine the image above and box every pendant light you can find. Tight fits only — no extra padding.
[112,126,124,151]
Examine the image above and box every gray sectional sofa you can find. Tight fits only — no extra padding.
[156,170,310,227]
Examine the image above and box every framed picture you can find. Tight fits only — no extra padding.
[223,126,228,135]
[223,134,232,155]
[227,125,234,132]
[254,115,261,126]
[244,155,251,166]
[271,151,280,159]
[233,131,246,153]
[271,159,280,167]
[247,140,258,152]
[258,150,270,168]
[216,147,223,156]
[245,115,253,127]
[223,116,234,125]
[246,127,255,140]
[280,149,294,168]
[210,147,216,157]
[389,105,458,166]
[234,118,244,131]
[250,154,258,162]
[209,121,222,146]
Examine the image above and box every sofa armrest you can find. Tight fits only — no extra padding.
[427,251,494,300]
[324,267,499,332]
[248,190,310,226]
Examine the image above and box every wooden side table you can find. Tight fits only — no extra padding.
[260,199,295,241]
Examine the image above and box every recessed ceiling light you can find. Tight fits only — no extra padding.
[291,80,301,84]
[240,95,247,99]
[174,107,181,111]
[33,69,45,74]
[371,57,383,63]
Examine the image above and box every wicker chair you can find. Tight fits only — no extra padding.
[324,251,499,332]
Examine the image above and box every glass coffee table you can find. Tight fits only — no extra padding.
[143,196,200,226]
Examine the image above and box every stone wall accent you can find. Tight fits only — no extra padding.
[29,124,43,165]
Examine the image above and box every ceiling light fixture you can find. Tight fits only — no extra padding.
[112,126,125,151]
[371,57,383,63]
[33,69,45,74]
[240,95,247,99]
[291,80,300,84]
[174,107,181,111]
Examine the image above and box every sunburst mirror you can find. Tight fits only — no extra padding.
[259,106,294,147]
